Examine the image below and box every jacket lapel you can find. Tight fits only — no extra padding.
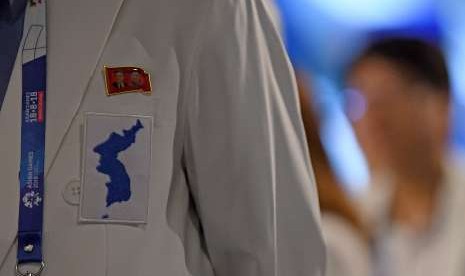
[0,0,125,266]
[45,0,125,173]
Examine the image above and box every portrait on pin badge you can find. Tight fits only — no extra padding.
[80,113,152,224]
[104,66,152,96]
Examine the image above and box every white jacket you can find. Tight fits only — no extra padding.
[0,0,325,275]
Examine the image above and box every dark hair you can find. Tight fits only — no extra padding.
[351,37,450,96]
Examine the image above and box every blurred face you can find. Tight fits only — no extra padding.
[346,57,449,178]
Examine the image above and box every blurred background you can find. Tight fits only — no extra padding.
[274,0,465,195]
[272,1,465,276]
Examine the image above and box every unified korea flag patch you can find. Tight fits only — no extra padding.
[80,113,152,224]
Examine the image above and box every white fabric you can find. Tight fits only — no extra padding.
[322,214,372,276]
[0,0,326,275]
[362,158,465,276]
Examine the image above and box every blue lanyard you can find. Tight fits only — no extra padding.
[16,1,46,275]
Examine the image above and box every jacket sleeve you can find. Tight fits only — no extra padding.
[182,0,326,275]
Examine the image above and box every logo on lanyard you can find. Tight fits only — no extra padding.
[22,191,43,208]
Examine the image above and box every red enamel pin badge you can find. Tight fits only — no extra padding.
[104,66,152,96]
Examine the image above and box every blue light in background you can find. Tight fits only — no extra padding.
[275,0,464,195]
[437,0,465,148]
[307,0,432,28]
[311,75,370,195]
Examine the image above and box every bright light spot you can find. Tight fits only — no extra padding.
[308,0,431,28]
[345,88,367,123]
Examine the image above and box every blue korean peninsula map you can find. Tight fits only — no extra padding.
[93,119,144,210]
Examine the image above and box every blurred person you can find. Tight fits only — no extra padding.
[346,37,465,276]
[298,75,373,276]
